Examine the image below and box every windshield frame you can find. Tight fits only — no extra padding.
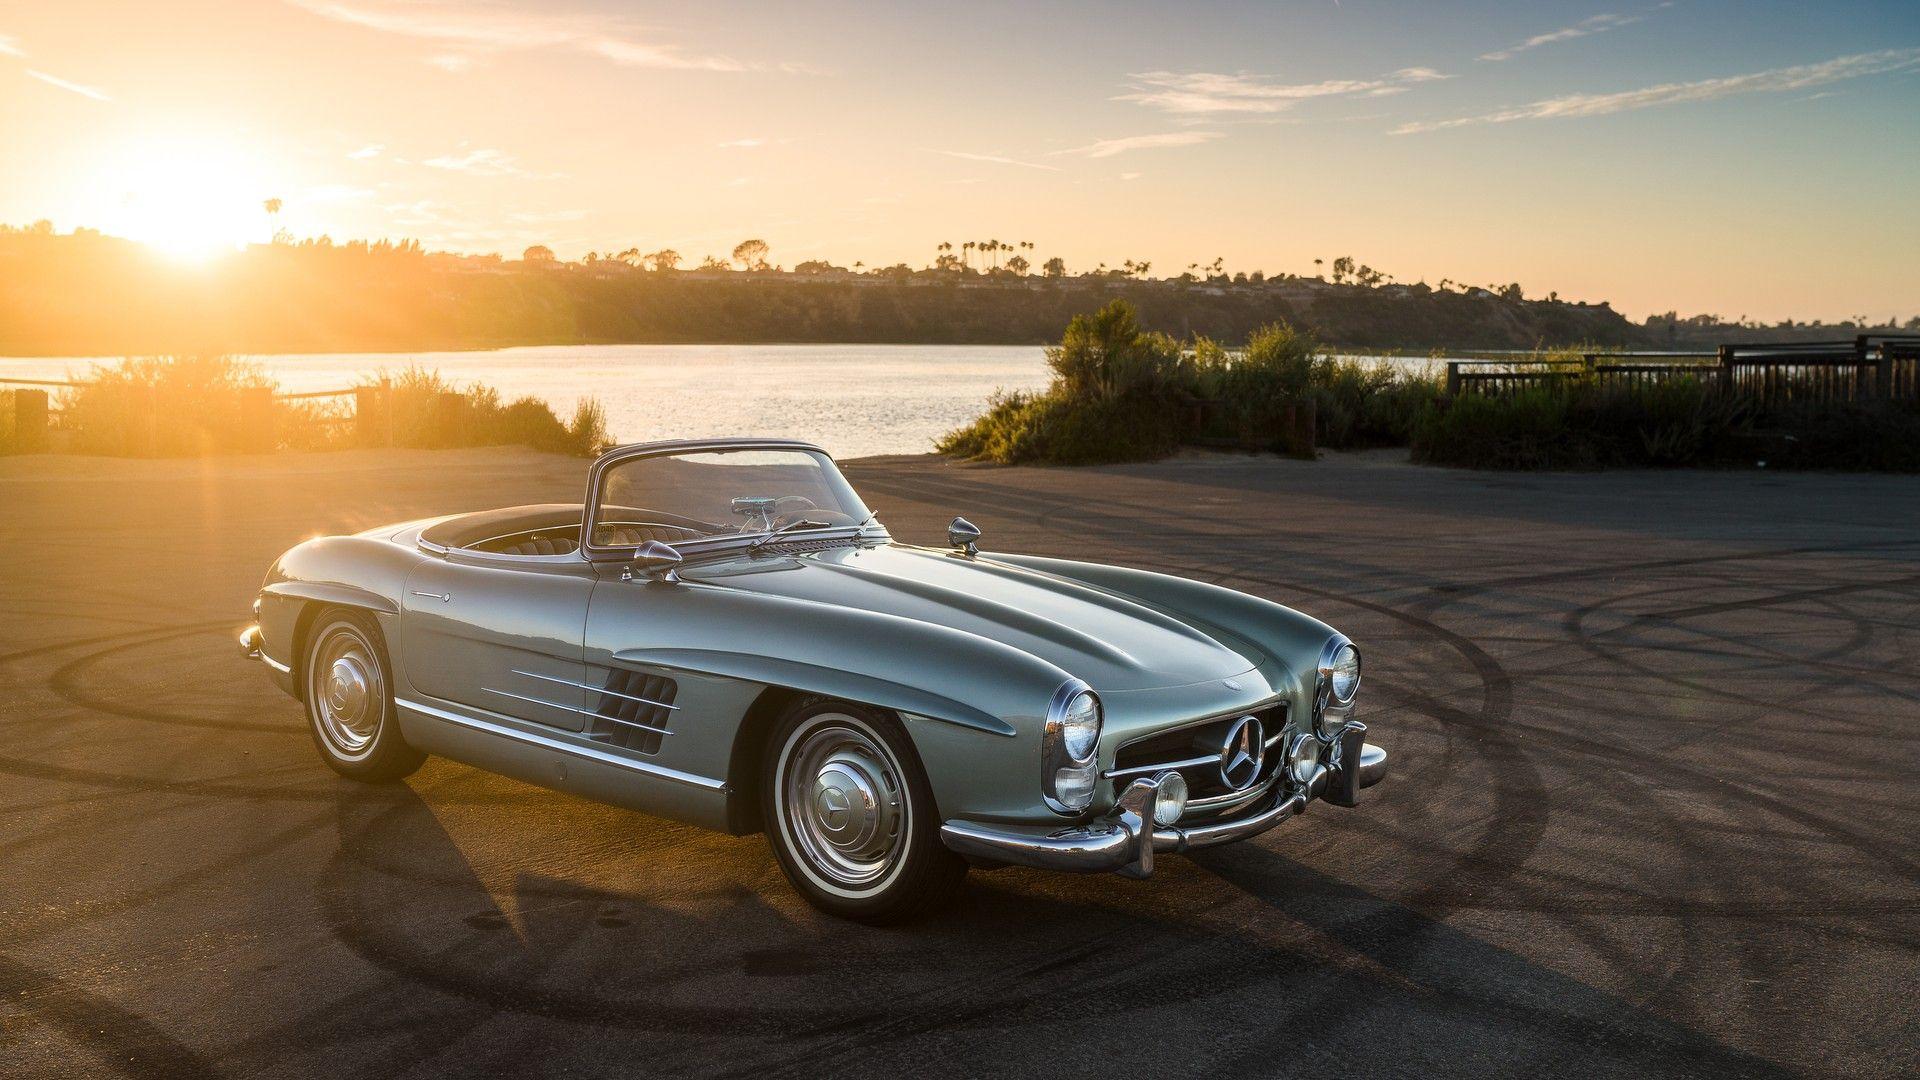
[579,438,885,563]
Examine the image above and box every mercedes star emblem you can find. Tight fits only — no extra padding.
[1217,714,1265,791]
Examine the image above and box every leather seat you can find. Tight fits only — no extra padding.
[495,535,579,557]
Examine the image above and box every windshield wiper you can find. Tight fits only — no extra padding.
[746,517,832,555]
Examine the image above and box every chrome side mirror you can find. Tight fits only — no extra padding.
[624,540,683,583]
[948,516,981,556]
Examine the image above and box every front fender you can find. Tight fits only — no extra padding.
[594,580,1073,824]
[256,535,423,678]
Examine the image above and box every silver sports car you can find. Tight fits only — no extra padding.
[241,438,1386,921]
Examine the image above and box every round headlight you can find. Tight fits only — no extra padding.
[1152,770,1189,826]
[1060,690,1100,761]
[1286,733,1323,785]
[1327,642,1361,705]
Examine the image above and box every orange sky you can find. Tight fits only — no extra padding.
[2,1,1917,322]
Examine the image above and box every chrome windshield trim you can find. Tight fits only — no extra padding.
[397,696,720,789]
[480,686,674,736]
[511,669,678,711]
[580,438,886,562]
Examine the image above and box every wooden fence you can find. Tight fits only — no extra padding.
[0,378,473,454]
[1445,336,1920,407]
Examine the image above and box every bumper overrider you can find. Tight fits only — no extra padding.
[940,722,1387,878]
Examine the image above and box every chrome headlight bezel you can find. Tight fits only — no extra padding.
[1314,635,1361,740]
[1041,679,1102,814]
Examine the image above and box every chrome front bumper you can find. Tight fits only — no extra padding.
[240,623,296,695]
[940,722,1387,878]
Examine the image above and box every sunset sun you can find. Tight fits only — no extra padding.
[87,135,273,262]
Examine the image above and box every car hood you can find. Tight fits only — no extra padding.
[689,543,1258,692]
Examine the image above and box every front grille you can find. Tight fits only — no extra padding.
[1110,701,1290,806]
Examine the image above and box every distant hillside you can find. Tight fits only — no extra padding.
[0,226,1900,356]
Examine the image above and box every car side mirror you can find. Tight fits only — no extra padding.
[624,540,683,583]
[948,516,981,557]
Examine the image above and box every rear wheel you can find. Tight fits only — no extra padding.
[763,699,966,923]
[303,608,424,783]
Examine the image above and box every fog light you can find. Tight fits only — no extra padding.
[1151,770,1188,826]
[1286,733,1322,785]
[1053,762,1096,810]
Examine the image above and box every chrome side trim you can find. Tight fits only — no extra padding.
[396,696,719,789]
[262,654,292,675]
[480,686,674,736]
[511,669,678,711]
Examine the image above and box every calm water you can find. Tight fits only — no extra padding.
[0,344,1054,460]
[0,344,1434,459]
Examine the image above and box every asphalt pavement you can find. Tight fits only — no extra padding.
[1,446,1914,1078]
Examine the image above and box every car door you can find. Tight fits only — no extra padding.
[400,553,595,732]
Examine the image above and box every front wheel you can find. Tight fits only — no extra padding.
[763,700,966,923]
[303,608,424,783]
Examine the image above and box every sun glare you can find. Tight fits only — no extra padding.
[86,136,274,263]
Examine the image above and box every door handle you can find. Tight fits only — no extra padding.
[412,590,452,603]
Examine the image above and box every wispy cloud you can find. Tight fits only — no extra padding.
[0,34,24,57]
[287,0,760,73]
[1118,67,1447,115]
[301,183,378,203]
[718,137,768,148]
[506,208,589,224]
[1053,131,1224,158]
[1395,47,1920,133]
[1119,172,1143,181]
[929,149,1060,171]
[422,147,557,178]
[25,69,109,101]
[1479,5,1670,63]
[347,143,384,160]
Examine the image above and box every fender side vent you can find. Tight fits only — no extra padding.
[589,671,678,755]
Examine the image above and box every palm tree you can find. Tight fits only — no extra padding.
[262,198,284,244]
[961,241,974,270]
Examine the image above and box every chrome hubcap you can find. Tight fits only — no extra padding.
[782,718,905,888]
[310,626,383,757]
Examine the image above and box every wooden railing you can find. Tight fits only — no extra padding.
[1445,336,1920,405]
[0,378,476,454]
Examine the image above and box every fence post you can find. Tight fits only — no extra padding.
[354,386,384,447]
[240,387,275,452]
[1287,396,1317,458]
[434,391,467,447]
[1445,361,1460,398]
[1717,345,1734,397]
[13,389,48,452]
[142,384,159,456]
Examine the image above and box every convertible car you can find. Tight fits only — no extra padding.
[241,438,1385,921]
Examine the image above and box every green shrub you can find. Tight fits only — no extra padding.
[48,357,605,457]
[936,388,1184,465]
[1760,402,1920,471]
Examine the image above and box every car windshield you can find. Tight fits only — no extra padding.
[591,447,873,549]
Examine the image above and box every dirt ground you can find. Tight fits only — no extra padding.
[1,446,1915,1078]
